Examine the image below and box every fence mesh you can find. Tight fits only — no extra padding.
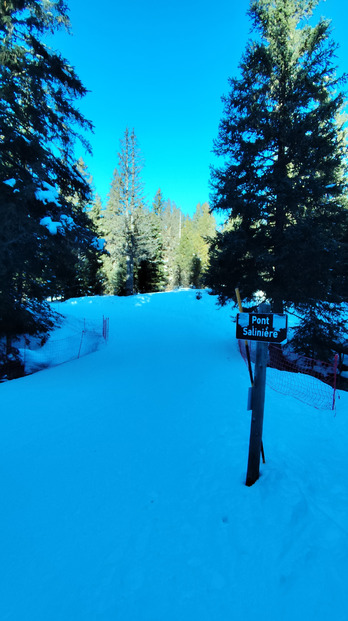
[238,340,337,410]
[19,316,109,376]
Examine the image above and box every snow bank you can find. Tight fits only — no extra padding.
[21,313,105,374]
[0,290,347,621]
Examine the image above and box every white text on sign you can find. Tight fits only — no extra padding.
[236,313,288,344]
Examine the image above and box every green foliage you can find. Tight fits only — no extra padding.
[176,203,216,288]
[208,0,348,356]
[100,130,143,295]
[291,304,346,361]
[176,218,195,287]
[135,207,166,293]
[98,159,217,295]
[152,188,165,216]
[111,257,128,296]
[100,131,167,295]
[89,193,103,230]
[101,168,126,294]
[161,200,182,289]
[190,256,203,289]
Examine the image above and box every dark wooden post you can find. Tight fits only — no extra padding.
[245,303,270,486]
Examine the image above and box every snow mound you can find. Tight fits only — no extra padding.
[0,290,347,621]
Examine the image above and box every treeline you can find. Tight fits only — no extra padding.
[206,0,348,362]
[2,0,347,372]
[87,129,216,296]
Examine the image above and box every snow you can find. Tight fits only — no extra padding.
[92,236,106,251]
[19,315,104,374]
[35,181,59,204]
[0,290,347,621]
[40,211,76,236]
[39,215,63,235]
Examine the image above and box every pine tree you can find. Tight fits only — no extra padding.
[191,202,216,286]
[0,0,95,340]
[102,168,127,293]
[161,200,183,289]
[70,159,104,297]
[208,0,348,359]
[118,128,144,295]
[136,206,166,293]
[176,216,195,287]
[89,193,103,230]
[103,129,157,295]
[82,192,105,295]
[152,188,165,216]
[176,203,216,288]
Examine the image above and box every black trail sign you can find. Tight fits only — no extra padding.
[236,313,288,344]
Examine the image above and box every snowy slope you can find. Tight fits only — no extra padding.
[0,290,347,621]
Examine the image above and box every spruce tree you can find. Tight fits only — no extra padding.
[152,188,165,216]
[89,193,103,230]
[118,128,145,295]
[136,206,166,293]
[161,200,183,289]
[71,159,104,297]
[103,130,161,295]
[176,216,195,287]
[208,0,348,359]
[176,204,216,289]
[102,168,127,293]
[0,0,95,340]
[191,202,216,285]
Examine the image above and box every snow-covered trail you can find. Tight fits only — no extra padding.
[0,290,347,621]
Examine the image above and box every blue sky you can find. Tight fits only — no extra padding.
[51,0,348,216]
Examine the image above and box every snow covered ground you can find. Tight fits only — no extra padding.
[1,290,347,621]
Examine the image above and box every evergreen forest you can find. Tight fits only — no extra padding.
[207,0,348,361]
[1,0,347,376]
[0,0,216,371]
[88,129,216,298]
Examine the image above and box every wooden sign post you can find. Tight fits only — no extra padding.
[245,303,270,486]
[235,300,288,486]
[236,304,288,487]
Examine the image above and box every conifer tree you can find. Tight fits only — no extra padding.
[70,158,104,297]
[161,200,183,289]
[191,202,216,285]
[82,192,105,295]
[176,216,195,287]
[103,129,161,295]
[136,206,166,293]
[152,188,165,216]
[176,203,216,288]
[0,0,95,339]
[89,193,103,230]
[102,168,126,293]
[208,0,348,359]
[118,128,144,295]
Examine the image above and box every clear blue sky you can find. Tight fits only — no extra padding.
[51,0,348,216]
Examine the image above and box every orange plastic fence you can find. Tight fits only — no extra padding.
[238,340,338,410]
